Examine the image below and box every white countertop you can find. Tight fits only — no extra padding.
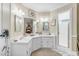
[11,34,56,44]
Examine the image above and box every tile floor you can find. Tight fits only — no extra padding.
[31,48,62,56]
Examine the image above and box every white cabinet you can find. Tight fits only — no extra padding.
[11,41,32,56]
[27,40,32,55]
[41,36,55,49]
[11,43,27,56]
[32,37,42,51]
[10,35,56,56]
[48,37,55,49]
[41,37,48,48]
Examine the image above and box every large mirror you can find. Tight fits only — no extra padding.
[14,15,23,32]
[43,22,49,32]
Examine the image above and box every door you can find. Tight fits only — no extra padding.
[47,37,54,48]
[59,20,69,48]
[58,9,72,52]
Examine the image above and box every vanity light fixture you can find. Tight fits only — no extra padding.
[40,17,48,22]
[19,9,25,16]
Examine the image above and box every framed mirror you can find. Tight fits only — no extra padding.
[14,15,23,32]
[43,22,49,32]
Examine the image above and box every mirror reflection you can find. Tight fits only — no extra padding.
[14,15,23,32]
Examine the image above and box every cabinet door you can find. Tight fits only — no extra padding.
[42,37,49,48]
[11,44,28,56]
[37,37,42,49]
[42,36,55,49]
[32,37,42,51]
[47,37,53,48]
[32,38,37,51]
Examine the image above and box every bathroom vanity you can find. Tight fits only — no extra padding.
[11,37,32,56]
[10,35,56,56]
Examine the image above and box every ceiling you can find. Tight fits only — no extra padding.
[22,3,69,12]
